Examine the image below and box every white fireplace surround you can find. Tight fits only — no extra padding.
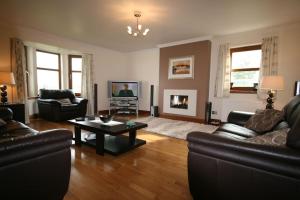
[163,89,197,116]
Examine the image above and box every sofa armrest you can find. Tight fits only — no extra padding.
[0,129,72,166]
[227,111,254,126]
[72,97,88,105]
[0,129,72,199]
[187,131,300,178]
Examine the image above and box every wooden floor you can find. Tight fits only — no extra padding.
[29,118,192,200]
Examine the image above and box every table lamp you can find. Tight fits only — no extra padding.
[260,75,284,109]
[0,72,16,104]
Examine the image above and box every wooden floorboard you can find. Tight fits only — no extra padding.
[28,118,192,200]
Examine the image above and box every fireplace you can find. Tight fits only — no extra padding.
[170,95,188,109]
[163,89,197,116]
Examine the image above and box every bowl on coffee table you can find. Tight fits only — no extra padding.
[99,115,113,123]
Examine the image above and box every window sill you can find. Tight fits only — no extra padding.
[28,96,39,100]
[230,89,257,94]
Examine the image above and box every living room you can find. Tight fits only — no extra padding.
[1,0,300,200]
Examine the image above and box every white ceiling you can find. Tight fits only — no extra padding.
[1,0,300,52]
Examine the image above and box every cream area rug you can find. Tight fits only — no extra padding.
[134,117,218,140]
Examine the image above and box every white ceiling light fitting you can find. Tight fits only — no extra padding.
[127,11,150,37]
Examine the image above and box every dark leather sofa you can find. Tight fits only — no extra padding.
[37,89,88,121]
[0,107,72,200]
[187,95,300,200]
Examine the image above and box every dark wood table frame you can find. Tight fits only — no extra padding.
[69,120,147,156]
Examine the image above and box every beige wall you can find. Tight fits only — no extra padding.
[126,22,300,122]
[159,41,211,120]
[126,48,160,111]
[0,23,127,114]
[209,22,300,121]
[1,21,300,119]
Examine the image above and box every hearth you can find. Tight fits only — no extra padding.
[170,95,188,109]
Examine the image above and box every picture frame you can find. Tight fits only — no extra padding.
[168,56,194,79]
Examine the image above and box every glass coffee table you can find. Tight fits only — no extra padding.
[68,118,147,156]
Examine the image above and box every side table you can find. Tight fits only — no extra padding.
[0,103,25,123]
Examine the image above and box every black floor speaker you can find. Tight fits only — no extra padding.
[205,102,212,124]
[150,85,154,110]
[151,106,159,117]
[94,84,98,115]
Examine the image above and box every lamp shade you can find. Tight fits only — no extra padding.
[0,72,15,85]
[260,75,284,90]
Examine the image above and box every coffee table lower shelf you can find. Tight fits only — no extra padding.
[82,135,146,156]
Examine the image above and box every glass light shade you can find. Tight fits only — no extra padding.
[0,72,15,85]
[127,26,132,34]
[133,32,138,37]
[143,28,150,35]
[260,75,284,90]
[138,24,142,30]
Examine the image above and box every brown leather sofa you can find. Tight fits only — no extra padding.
[0,107,72,200]
[187,95,300,200]
[37,89,88,121]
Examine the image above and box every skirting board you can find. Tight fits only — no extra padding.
[98,110,150,116]
[29,114,39,119]
[99,110,203,123]
[159,113,204,123]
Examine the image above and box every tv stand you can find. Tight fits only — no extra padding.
[109,98,139,117]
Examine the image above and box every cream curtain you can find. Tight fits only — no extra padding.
[260,36,279,76]
[258,36,279,98]
[25,46,38,97]
[11,38,30,124]
[214,43,231,98]
[81,54,94,115]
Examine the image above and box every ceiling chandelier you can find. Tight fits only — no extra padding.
[127,11,150,37]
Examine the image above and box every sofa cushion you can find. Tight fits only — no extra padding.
[286,114,300,149]
[60,104,79,112]
[56,98,72,106]
[0,121,38,141]
[283,95,300,126]
[273,121,289,130]
[218,123,259,138]
[0,119,6,127]
[0,119,7,135]
[214,130,248,140]
[245,109,284,133]
[39,89,75,101]
[245,128,289,146]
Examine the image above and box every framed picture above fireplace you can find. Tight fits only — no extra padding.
[168,56,194,79]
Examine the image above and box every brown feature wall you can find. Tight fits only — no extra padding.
[159,40,211,121]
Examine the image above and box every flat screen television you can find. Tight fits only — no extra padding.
[108,81,141,98]
[295,80,300,96]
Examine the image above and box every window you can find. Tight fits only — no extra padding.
[68,55,82,95]
[36,50,61,91]
[230,45,262,93]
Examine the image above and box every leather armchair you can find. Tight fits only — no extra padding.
[38,89,88,121]
[187,95,300,200]
[0,107,72,200]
